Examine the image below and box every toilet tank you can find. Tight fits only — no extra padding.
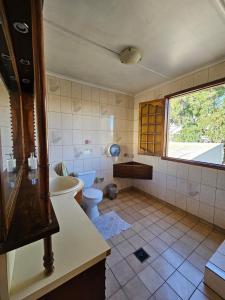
[76,170,96,188]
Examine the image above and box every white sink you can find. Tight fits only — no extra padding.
[49,176,83,196]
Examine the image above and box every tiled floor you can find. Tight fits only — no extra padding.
[99,189,225,300]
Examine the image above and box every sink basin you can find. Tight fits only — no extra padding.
[49,176,83,196]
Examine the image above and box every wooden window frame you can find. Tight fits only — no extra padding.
[138,99,165,156]
[162,77,225,171]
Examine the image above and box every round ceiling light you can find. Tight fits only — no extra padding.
[13,22,29,34]
[119,47,142,64]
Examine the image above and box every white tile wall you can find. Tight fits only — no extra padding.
[46,75,134,191]
[0,83,12,170]
[133,61,225,229]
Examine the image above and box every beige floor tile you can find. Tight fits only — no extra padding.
[167,226,184,239]
[126,253,150,273]
[108,288,128,300]
[107,247,123,268]
[189,289,210,300]
[195,244,214,260]
[180,234,199,249]
[178,260,203,286]
[111,233,125,246]
[172,239,194,258]
[150,282,182,300]
[111,259,135,286]
[122,228,136,239]
[139,228,156,243]
[116,240,135,257]
[128,234,147,249]
[138,265,164,294]
[148,224,164,236]
[106,269,120,298]
[124,276,151,300]
[156,219,171,230]
[151,256,175,280]
[143,244,160,262]
[162,248,185,268]
[149,237,169,253]
[187,252,207,272]
[158,232,177,246]
[133,221,145,233]
[167,271,196,300]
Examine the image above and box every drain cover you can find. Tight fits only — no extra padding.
[133,248,150,263]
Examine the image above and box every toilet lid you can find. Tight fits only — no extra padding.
[83,188,103,200]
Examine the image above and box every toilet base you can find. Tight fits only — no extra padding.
[85,204,100,220]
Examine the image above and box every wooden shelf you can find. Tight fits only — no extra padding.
[0,169,59,254]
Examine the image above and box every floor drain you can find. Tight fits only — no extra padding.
[133,248,150,263]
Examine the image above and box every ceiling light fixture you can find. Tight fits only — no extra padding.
[13,22,29,34]
[119,47,142,64]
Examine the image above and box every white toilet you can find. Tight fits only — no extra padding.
[76,170,103,220]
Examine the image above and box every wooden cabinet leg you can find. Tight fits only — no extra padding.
[43,236,54,275]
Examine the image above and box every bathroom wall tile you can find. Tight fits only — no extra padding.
[100,90,108,104]
[47,94,61,112]
[200,184,216,206]
[0,127,12,147]
[91,87,100,103]
[186,181,200,200]
[49,145,62,162]
[175,192,187,210]
[201,168,218,187]
[73,130,84,145]
[73,115,82,129]
[215,189,225,210]
[176,163,189,179]
[166,175,176,191]
[72,82,82,99]
[187,197,199,216]
[74,159,83,172]
[61,113,72,130]
[188,166,202,183]
[166,161,177,176]
[214,208,225,229]
[82,85,91,101]
[0,107,11,127]
[176,178,187,195]
[217,170,225,190]
[48,129,62,145]
[62,130,73,145]
[60,79,71,97]
[48,76,60,95]
[63,145,74,161]
[61,96,72,113]
[48,112,61,129]
[72,99,82,114]
[199,203,214,223]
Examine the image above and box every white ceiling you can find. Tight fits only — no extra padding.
[43,0,225,94]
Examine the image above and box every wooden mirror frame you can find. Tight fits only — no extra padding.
[0,0,59,275]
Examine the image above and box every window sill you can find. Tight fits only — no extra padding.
[161,156,225,171]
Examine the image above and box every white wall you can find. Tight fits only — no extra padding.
[46,75,134,191]
[133,60,225,229]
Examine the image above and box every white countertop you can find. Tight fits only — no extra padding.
[9,192,110,300]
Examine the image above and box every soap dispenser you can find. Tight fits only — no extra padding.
[28,152,38,170]
[6,153,16,172]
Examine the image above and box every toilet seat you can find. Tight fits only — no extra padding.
[83,188,103,201]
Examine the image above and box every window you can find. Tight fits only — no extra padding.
[165,82,225,167]
[139,99,165,156]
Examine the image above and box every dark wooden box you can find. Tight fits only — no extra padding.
[113,161,153,179]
